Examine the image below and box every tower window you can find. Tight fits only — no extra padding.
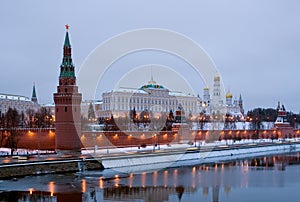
[65,88,67,92]
[56,108,59,112]
[65,107,67,112]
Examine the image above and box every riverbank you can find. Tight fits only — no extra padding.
[98,139,300,173]
[1,139,299,179]
[0,157,103,179]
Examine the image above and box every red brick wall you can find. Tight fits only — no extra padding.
[1,128,300,150]
[0,129,55,150]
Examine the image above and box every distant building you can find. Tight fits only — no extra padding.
[99,77,199,118]
[0,84,40,115]
[81,100,102,119]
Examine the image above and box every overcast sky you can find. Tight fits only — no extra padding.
[1,0,300,112]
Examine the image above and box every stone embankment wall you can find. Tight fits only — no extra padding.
[0,158,103,179]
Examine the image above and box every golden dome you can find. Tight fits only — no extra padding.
[226,91,233,98]
[203,86,209,90]
[214,74,220,81]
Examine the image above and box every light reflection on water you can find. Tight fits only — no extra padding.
[0,153,299,202]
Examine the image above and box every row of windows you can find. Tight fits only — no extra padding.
[0,102,39,114]
[104,97,196,106]
[103,103,197,112]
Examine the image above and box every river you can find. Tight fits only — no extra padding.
[0,152,299,202]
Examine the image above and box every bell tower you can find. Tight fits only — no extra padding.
[53,25,82,154]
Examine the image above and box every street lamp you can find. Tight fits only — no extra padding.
[92,133,97,155]
[129,134,132,150]
[36,128,41,157]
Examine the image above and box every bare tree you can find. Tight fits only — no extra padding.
[5,108,20,155]
[25,108,35,128]
[34,107,53,128]
[0,113,6,147]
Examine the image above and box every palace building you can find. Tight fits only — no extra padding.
[99,77,199,118]
[0,84,40,115]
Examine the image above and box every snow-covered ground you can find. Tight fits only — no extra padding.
[192,121,275,130]
[0,148,54,156]
[1,137,299,157]
[81,137,300,155]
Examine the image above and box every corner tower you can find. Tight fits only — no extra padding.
[53,25,82,154]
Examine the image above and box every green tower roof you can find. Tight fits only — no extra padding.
[64,31,71,47]
[31,83,38,103]
[59,25,75,79]
[32,84,36,98]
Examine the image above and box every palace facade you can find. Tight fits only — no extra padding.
[99,78,199,118]
[0,84,40,115]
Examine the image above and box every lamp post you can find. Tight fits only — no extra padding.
[157,133,160,150]
[37,128,41,158]
[106,137,109,154]
[92,133,97,155]
[129,134,132,150]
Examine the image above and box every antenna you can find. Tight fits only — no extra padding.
[149,65,156,84]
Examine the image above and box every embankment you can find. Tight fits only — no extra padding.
[0,158,103,179]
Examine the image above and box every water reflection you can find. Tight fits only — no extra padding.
[0,153,299,202]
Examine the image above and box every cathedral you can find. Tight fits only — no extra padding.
[199,74,244,120]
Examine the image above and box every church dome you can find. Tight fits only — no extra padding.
[214,74,220,81]
[203,86,209,90]
[226,91,233,98]
[140,83,165,90]
[140,76,166,90]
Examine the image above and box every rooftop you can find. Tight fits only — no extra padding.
[0,93,31,102]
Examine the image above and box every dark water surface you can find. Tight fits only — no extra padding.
[0,153,299,202]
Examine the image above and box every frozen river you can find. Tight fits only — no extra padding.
[0,152,299,202]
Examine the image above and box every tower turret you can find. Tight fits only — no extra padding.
[203,87,210,106]
[225,90,232,106]
[31,83,38,104]
[238,94,244,115]
[212,74,223,106]
[53,25,82,154]
[274,103,290,127]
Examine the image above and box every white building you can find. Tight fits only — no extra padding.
[200,75,244,119]
[99,78,199,118]
[0,93,40,115]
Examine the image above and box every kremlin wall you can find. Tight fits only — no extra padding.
[0,122,299,151]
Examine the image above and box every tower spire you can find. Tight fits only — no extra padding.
[60,24,75,79]
[64,24,71,47]
[31,82,38,103]
[238,93,244,115]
